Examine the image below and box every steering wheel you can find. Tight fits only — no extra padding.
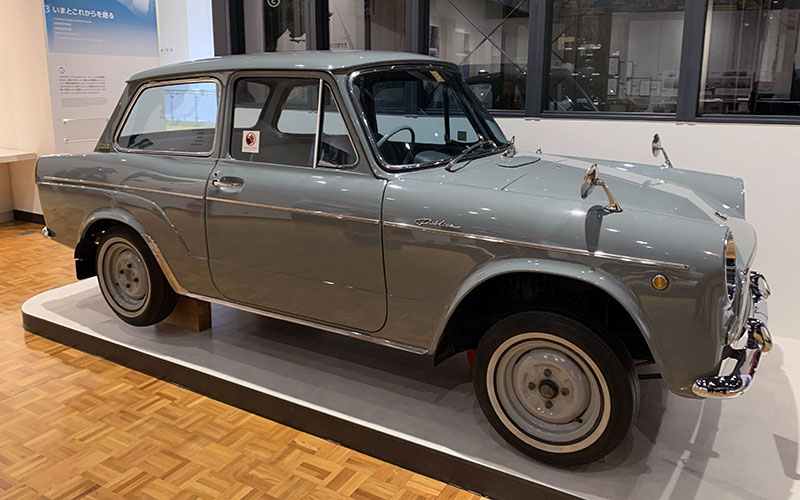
[376,125,416,164]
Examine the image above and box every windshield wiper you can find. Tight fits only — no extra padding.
[445,139,497,172]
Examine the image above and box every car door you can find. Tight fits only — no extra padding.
[205,73,387,332]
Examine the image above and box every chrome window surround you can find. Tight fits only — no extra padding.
[228,74,359,170]
[346,64,511,172]
[114,77,223,157]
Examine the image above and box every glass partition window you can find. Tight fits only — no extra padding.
[243,0,307,52]
[329,0,406,50]
[700,1,800,116]
[429,0,530,111]
[117,81,218,154]
[549,1,685,113]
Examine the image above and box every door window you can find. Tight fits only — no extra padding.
[232,77,318,166]
[117,80,219,154]
[231,76,357,168]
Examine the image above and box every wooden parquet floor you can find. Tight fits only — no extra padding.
[0,222,486,500]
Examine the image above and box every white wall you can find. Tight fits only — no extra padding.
[0,1,56,215]
[0,165,13,222]
[155,0,214,66]
[0,1,214,218]
[497,117,800,338]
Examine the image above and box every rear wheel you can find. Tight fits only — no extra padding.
[473,310,638,466]
[96,226,177,326]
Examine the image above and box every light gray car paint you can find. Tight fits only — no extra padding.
[35,51,758,398]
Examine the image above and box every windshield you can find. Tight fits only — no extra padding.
[351,67,507,170]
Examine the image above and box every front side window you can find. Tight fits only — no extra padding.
[549,1,686,113]
[319,84,357,166]
[700,1,800,117]
[117,81,218,153]
[351,67,507,169]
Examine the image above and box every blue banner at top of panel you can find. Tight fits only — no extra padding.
[44,0,158,57]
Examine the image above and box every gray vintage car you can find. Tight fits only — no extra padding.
[36,51,772,466]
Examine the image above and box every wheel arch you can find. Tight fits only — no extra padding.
[432,258,660,368]
[74,208,186,295]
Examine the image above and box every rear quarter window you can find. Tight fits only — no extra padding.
[117,80,219,154]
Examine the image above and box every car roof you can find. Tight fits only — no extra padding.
[129,50,452,82]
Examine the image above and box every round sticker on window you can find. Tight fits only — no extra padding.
[242,130,260,153]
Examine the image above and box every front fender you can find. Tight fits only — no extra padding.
[433,256,661,370]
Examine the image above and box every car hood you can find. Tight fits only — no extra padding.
[400,150,757,267]
[403,152,735,223]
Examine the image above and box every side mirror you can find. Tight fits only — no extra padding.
[580,164,622,213]
[580,164,598,199]
[651,133,673,168]
[651,134,662,158]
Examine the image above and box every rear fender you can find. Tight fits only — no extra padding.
[76,192,192,288]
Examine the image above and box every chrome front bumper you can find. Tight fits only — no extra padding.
[692,272,773,398]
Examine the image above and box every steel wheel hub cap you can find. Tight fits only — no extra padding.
[488,333,609,451]
[512,348,591,425]
[101,240,150,312]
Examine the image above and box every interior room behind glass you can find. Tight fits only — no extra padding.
[549,0,685,113]
[700,0,800,116]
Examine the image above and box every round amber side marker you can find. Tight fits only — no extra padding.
[651,274,669,291]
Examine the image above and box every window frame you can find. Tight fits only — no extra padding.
[114,77,222,157]
[224,70,361,169]
[317,82,360,168]
[541,0,691,120]
[218,0,800,124]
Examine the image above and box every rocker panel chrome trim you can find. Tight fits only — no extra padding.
[383,221,690,271]
[141,235,426,355]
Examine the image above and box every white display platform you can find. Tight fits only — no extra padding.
[22,279,800,500]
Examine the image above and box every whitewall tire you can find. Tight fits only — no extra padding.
[473,310,638,466]
[96,226,177,326]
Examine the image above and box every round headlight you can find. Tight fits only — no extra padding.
[724,230,737,301]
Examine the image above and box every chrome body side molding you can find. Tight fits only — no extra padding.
[41,176,205,200]
[383,221,690,271]
[206,196,380,225]
[42,177,380,225]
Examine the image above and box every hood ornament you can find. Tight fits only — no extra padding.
[580,164,623,213]
[651,133,674,168]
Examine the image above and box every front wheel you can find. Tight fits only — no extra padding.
[473,310,638,466]
[96,226,177,326]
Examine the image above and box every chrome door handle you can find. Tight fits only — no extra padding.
[211,177,244,189]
